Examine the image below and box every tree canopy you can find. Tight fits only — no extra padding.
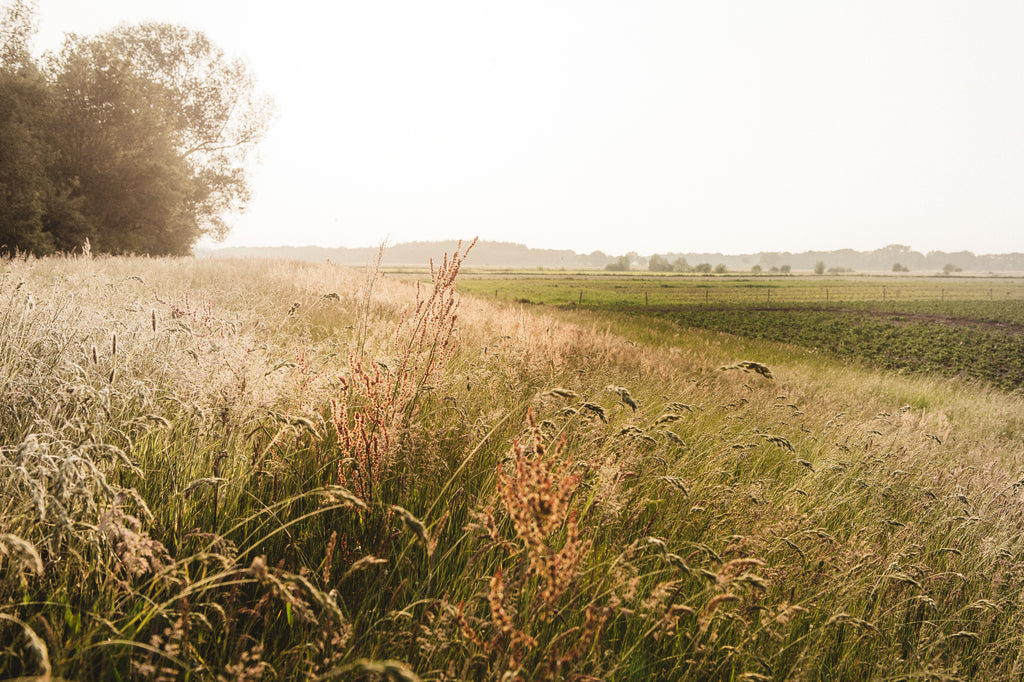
[647,253,672,272]
[0,0,273,255]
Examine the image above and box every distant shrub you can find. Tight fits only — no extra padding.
[605,254,632,271]
[648,254,673,272]
[672,256,691,272]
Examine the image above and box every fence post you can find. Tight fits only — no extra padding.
[645,291,649,306]
[705,289,709,303]
[579,290,583,304]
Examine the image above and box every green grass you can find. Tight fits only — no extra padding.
[459,273,1024,391]
[4,255,1024,680]
[458,272,1024,309]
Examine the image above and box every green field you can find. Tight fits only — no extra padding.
[5,255,1024,680]
[459,274,1024,391]
[459,273,1024,308]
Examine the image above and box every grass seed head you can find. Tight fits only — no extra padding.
[392,505,429,546]
[0,534,44,576]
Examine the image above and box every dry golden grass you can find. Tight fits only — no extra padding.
[3,251,1024,679]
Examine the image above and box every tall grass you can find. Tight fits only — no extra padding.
[2,251,1024,680]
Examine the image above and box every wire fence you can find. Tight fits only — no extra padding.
[466,277,1024,310]
[639,283,1024,307]
[548,284,1024,310]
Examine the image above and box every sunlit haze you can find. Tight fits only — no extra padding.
[31,1,1024,256]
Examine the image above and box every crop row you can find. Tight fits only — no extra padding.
[655,308,1024,391]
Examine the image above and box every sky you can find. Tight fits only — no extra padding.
[28,1,1024,256]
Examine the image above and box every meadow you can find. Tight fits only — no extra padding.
[457,272,1024,309]
[459,274,1024,391]
[4,251,1024,680]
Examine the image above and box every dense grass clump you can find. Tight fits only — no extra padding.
[3,251,1024,680]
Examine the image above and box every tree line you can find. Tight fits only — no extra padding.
[605,252,794,274]
[608,246,1023,273]
[0,0,273,256]
[203,241,1024,273]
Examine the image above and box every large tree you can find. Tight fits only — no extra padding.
[45,36,197,254]
[41,24,273,254]
[0,0,274,256]
[92,23,275,242]
[648,253,672,272]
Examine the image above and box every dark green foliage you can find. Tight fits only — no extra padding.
[0,1,55,254]
[45,35,197,255]
[0,65,54,254]
[0,1,272,255]
[92,23,274,242]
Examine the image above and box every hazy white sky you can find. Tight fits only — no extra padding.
[30,1,1024,255]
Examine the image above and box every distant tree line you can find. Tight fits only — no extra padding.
[646,253,686,272]
[201,241,1024,273]
[0,0,273,256]
[641,254,783,275]
[756,244,1020,273]
[628,245,1022,273]
[605,251,639,271]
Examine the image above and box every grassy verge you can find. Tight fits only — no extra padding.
[3,253,1024,680]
